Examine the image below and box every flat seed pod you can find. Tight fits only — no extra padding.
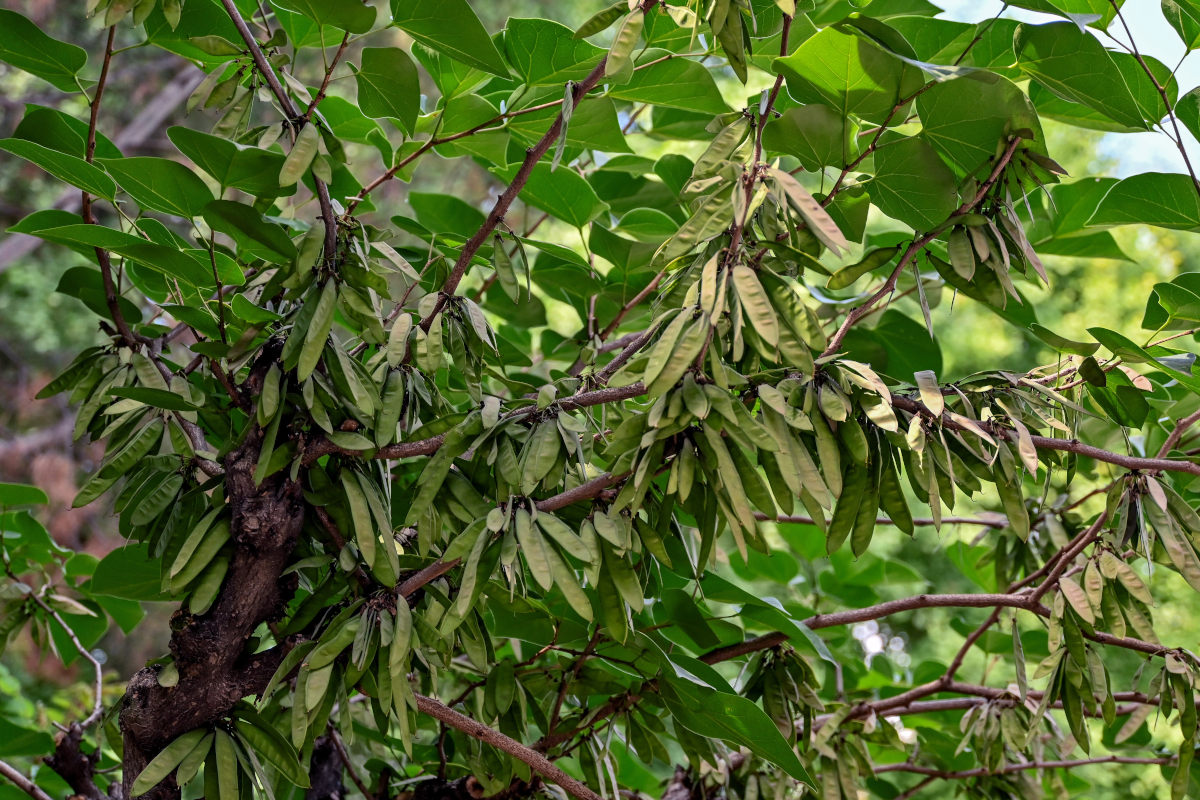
[515,508,553,591]
[279,122,319,187]
[131,728,209,796]
[733,265,779,347]
[605,11,643,81]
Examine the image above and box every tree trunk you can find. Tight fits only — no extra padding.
[119,412,306,799]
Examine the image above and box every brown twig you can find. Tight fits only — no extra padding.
[875,753,1175,779]
[328,725,375,800]
[302,33,351,122]
[414,693,603,800]
[218,0,339,267]
[0,760,53,800]
[758,512,1007,528]
[821,136,1024,358]
[414,1,663,334]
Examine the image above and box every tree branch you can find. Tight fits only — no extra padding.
[821,136,1024,358]
[414,694,603,800]
[416,1,662,333]
[218,0,339,267]
[893,395,1200,477]
[0,760,53,800]
[757,512,1007,529]
[875,753,1176,779]
[301,33,351,122]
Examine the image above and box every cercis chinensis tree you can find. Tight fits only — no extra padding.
[5,0,1200,798]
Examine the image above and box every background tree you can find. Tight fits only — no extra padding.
[3,1,1200,799]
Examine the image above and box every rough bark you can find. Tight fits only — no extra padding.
[119,355,307,799]
[45,723,104,800]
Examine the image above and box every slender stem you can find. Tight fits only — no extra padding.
[302,33,351,122]
[821,136,1023,358]
[328,726,375,800]
[875,753,1175,779]
[30,590,106,728]
[218,0,339,267]
[758,512,1006,528]
[0,760,53,800]
[415,0,663,334]
[1158,406,1200,458]
[83,27,146,349]
[414,694,603,800]
[1108,0,1200,196]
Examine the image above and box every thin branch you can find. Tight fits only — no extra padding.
[28,590,105,728]
[1158,406,1200,458]
[536,471,628,513]
[414,693,603,800]
[83,27,146,349]
[599,268,667,342]
[892,394,1200,477]
[544,631,602,749]
[1108,0,1200,196]
[302,33,351,122]
[893,776,938,800]
[397,558,461,599]
[328,726,375,800]
[875,753,1175,779]
[415,1,662,333]
[0,760,53,800]
[218,0,339,267]
[1027,512,1109,603]
[802,593,1035,631]
[821,136,1024,358]
[757,512,1007,529]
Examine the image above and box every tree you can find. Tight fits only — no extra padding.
[4,0,1200,797]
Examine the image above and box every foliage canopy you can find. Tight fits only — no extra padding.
[4,1,1200,799]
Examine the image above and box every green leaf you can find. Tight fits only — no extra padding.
[761,104,854,171]
[870,135,958,230]
[0,138,115,199]
[1164,0,1200,49]
[1029,52,1176,133]
[918,73,1041,177]
[272,0,375,32]
[495,162,608,228]
[1014,22,1148,131]
[659,677,814,787]
[203,199,298,263]
[133,729,209,796]
[354,47,420,135]
[1174,86,1200,144]
[1007,0,1122,27]
[1152,282,1200,322]
[108,387,202,411]
[24,224,212,286]
[0,483,48,506]
[391,0,509,77]
[1028,323,1102,356]
[773,26,923,123]
[0,718,55,758]
[12,105,121,160]
[100,156,214,218]
[0,9,87,91]
[407,192,485,237]
[1088,173,1200,231]
[504,18,605,85]
[608,50,729,114]
[411,42,490,100]
[168,127,295,198]
[89,544,170,601]
[508,95,631,153]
